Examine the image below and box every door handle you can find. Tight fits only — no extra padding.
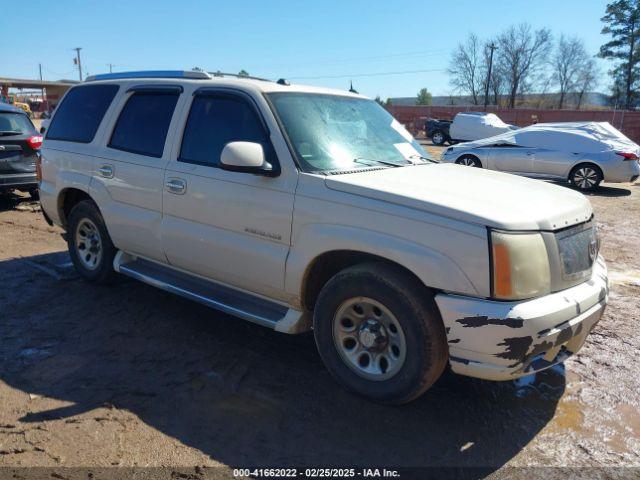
[165,178,187,195]
[98,164,114,178]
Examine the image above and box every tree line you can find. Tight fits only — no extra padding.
[446,0,640,110]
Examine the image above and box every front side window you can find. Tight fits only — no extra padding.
[266,92,433,173]
[179,94,271,167]
[109,92,179,158]
[46,84,119,143]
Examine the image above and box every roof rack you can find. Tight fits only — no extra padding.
[85,70,212,82]
[207,71,273,82]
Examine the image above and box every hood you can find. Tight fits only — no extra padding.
[324,163,592,231]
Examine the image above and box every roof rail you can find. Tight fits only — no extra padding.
[208,71,273,83]
[85,70,212,82]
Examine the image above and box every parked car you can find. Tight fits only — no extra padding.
[0,102,42,198]
[40,71,608,404]
[427,112,517,145]
[441,121,640,191]
[425,118,452,145]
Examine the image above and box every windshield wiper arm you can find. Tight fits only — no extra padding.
[0,131,23,137]
[409,154,438,164]
[353,157,405,167]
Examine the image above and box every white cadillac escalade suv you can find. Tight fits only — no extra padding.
[39,71,608,404]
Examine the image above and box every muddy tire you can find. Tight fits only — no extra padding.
[313,262,448,404]
[569,163,603,191]
[67,200,118,284]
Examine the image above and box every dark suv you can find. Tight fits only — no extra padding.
[0,103,42,197]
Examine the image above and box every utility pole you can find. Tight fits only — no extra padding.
[107,63,114,73]
[73,47,83,81]
[38,63,45,104]
[484,43,497,111]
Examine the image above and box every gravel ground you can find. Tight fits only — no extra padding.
[0,150,639,478]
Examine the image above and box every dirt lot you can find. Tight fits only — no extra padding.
[1,148,639,478]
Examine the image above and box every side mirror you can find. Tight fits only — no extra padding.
[220,141,275,176]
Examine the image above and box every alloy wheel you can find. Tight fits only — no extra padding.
[573,167,599,189]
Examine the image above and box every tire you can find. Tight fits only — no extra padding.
[67,200,118,284]
[313,262,448,404]
[569,163,603,191]
[455,155,482,167]
[431,130,446,146]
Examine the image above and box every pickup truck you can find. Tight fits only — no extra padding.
[39,71,608,404]
[427,112,517,145]
[425,118,452,145]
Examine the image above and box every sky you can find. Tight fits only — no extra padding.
[0,0,613,99]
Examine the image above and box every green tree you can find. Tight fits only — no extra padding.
[238,69,250,77]
[416,88,433,105]
[374,95,385,106]
[600,0,640,109]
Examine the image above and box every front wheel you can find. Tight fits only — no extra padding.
[67,200,118,284]
[313,263,448,404]
[569,164,603,191]
[431,131,446,146]
[455,155,482,167]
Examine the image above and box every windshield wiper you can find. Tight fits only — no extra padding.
[353,157,405,167]
[0,131,23,137]
[409,154,438,164]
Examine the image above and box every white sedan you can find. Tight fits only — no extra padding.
[441,122,640,191]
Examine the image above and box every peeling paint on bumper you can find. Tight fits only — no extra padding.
[435,255,608,381]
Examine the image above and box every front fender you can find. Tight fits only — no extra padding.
[285,223,481,301]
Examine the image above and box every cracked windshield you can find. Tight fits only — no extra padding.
[268,92,433,173]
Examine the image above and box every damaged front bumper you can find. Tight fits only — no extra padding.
[435,255,608,381]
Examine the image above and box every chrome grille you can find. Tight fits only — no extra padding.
[555,221,597,279]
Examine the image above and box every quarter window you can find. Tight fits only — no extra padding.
[109,92,179,158]
[179,94,272,167]
[46,84,119,143]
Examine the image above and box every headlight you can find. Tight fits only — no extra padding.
[491,230,551,300]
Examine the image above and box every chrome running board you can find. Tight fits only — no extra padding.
[113,251,310,333]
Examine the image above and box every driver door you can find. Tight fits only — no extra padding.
[161,89,296,301]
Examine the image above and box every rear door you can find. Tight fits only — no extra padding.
[89,84,183,262]
[0,110,39,180]
[161,88,296,300]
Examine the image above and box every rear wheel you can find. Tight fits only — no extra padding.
[431,130,446,146]
[313,263,448,404]
[455,155,482,167]
[67,200,118,284]
[569,164,602,191]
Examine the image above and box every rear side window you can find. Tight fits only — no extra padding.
[46,85,119,143]
[179,94,271,167]
[0,112,36,135]
[109,93,179,158]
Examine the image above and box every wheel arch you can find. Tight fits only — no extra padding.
[57,187,96,229]
[300,250,430,311]
[287,224,481,311]
[568,161,603,180]
[456,153,483,168]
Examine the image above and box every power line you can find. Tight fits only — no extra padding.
[289,67,446,80]
[251,48,449,71]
